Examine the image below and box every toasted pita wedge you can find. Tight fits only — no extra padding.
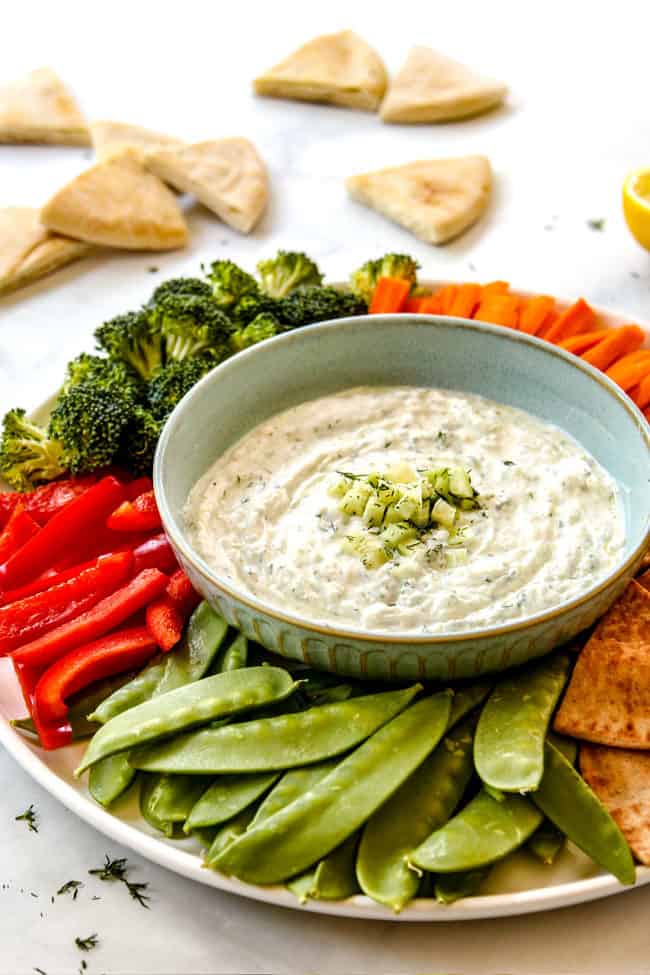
[0,208,49,280]
[0,235,92,297]
[554,580,650,748]
[581,745,650,865]
[146,139,268,234]
[254,30,387,111]
[41,152,188,251]
[346,155,491,245]
[380,47,507,123]
[0,67,89,145]
[91,120,184,163]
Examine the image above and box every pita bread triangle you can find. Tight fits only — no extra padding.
[0,67,90,145]
[554,580,650,749]
[146,138,268,234]
[254,30,387,111]
[0,208,49,279]
[40,151,188,251]
[580,744,650,866]
[346,155,492,244]
[381,47,507,123]
[91,120,184,163]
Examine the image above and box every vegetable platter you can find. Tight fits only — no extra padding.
[0,255,649,921]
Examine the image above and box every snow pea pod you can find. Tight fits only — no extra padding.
[91,602,228,723]
[411,790,543,873]
[434,868,491,904]
[216,633,248,673]
[140,773,208,836]
[288,832,360,902]
[88,753,138,807]
[356,717,475,912]
[448,680,493,727]
[527,820,565,865]
[474,652,570,793]
[531,740,635,885]
[251,760,340,826]
[206,806,256,862]
[131,685,422,776]
[184,772,280,832]
[77,666,298,775]
[211,692,452,884]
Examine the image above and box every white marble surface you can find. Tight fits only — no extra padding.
[2,1,650,972]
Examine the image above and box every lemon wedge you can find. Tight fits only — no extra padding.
[623,168,650,250]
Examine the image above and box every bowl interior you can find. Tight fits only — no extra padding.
[155,315,650,609]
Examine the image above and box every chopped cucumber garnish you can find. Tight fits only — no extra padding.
[332,463,480,570]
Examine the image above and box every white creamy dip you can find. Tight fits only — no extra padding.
[185,387,625,634]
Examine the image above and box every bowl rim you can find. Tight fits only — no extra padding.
[154,313,650,646]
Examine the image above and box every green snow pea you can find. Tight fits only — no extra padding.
[184,772,280,832]
[215,633,248,673]
[547,732,577,765]
[77,666,298,775]
[139,773,209,836]
[356,717,475,912]
[92,602,228,723]
[206,807,257,862]
[411,790,543,873]
[531,740,635,885]
[434,868,491,904]
[131,685,422,775]
[288,832,360,902]
[447,681,493,727]
[474,652,570,793]
[211,692,452,884]
[88,753,138,807]
[251,760,340,826]
[527,820,565,865]
[192,826,218,851]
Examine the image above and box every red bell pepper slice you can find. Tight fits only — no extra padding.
[30,712,73,750]
[166,569,200,615]
[0,476,126,589]
[0,503,40,564]
[124,476,154,501]
[0,559,101,606]
[146,596,184,652]
[0,552,133,655]
[107,490,161,533]
[132,534,177,575]
[12,568,168,706]
[33,626,158,731]
[0,475,103,530]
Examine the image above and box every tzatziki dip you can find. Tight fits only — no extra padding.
[185,386,625,635]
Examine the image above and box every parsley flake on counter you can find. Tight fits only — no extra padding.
[88,855,150,909]
[74,934,98,952]
[15,804,38,832]
[587,218,605,231]
[57,880,83,900]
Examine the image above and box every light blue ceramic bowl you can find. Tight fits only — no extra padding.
[154,315,650,680]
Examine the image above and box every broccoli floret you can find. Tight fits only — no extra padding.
[256,251,323,299]
[230,313,282,352]
[205,260,260,311]
[148,293,231,363]
[0,409,67,490]
[277,286,367,329]
[118,405,162,475]
[95,310,163,381]
[147,358,213,422]
[64,353,144,402]
[148,277,212,306]
[229,292,278,330]
[349,254,419,304]
[49,384,134,475]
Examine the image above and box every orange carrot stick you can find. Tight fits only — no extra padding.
[418,295,443,314]
[369,277,411,314]
[448,283,481,319]
[473,295,520,328]
[559,329,611,354]
[605,350,650,390]
[632,372,650,409]
[519,296,555,336]
[543,298,597,344]
[581,325,645,371]
[644,406,650,424]
[481,281,510,296]
[435,285,458,314]
[404,296,426,313]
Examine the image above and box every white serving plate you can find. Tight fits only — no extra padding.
[1,286,648,921]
